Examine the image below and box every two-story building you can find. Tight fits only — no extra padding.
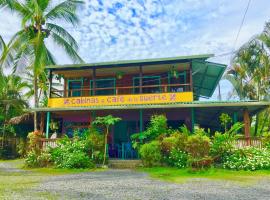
[33,54,270,158]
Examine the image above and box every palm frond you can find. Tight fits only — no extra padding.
[45,0,84,25]
[46,22,78,50]
[50,32,83,63]
[0,0,32,20]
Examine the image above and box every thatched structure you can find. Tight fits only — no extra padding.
[8,113,33,125]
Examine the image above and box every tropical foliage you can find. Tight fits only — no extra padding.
[93,115,121,166]
[0,0,84,131]
[134,114,270,171]
[223,147,270,171]
[225,21,270,135]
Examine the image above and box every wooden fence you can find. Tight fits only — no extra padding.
[234,137,262,149]
[0,137,21,158]
[38,137,264,150]
[38,138,58,149]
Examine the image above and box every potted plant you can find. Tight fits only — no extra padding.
[169,66,179,78]
[116,71,125,79]
[50,121,59,138]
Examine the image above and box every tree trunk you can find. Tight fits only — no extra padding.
[103,127,109,166]
[260,112,268,135]
[40,112,45,134]
[254,113,259,136]
[34,75,38,131]
[1,123,5,148]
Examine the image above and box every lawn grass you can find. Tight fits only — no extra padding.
[139,167,270,184]
[27,167,106,175]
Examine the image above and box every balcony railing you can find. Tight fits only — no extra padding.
[51,83,192,98]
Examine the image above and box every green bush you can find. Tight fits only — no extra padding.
[50,136,94,169]
[164,148,188,168]
[25,151,39,167]
[27,131,43,154]
[84,127,104,164]
[17,138,27,157]
[185,130,210,158]
[185,129,212,169]
[210,132,236,162]
[25,150,52,168]
[210,122,243,163]
[139,141,162,167]
[160,131,187,156]
[223,147,270,171]
[262,133,270,149]
[131,115,168,149]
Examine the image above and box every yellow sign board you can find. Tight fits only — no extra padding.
[48,92,193,108]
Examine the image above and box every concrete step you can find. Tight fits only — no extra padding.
[109,159,142,169]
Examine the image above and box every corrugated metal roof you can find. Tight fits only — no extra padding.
[192,60,226,98]
[30,100,270,112]
[46,54,213,70]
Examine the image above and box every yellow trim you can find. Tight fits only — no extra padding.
[48,92,193,108]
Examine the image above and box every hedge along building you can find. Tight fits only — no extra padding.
[33,54,270,158]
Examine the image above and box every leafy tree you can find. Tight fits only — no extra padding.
[225,21,270,135]
[131,115,168,149]
[0,0,84,131]
[92,115,121,166]
[219,113,232,132]
[0,72,30,148]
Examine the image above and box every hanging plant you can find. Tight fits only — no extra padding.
[116,71,125,79]
[170,66,179,78]
[50,121,59,133]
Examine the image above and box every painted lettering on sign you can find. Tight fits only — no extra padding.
[48,92,193,108]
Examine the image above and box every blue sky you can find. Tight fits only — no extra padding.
[1,0,270,99]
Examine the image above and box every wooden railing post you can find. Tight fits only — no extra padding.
[243,108,251,146]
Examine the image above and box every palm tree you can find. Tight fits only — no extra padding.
[0,0,84,131]
[225,22,270,135]
[0,72,30,147]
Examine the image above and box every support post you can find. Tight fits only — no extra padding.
[45,112,51,139]
[139,109,143,132]
[92,67,96,96]
[139,65,143,94]
[48,70,52,98]
[191,108,195,133]
[243,109,251,146]
[233,112,238,124]
[189,61,193,93]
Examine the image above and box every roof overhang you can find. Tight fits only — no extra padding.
[192,60,226,98]
[46,54,213,71]
[30,101,270,131]
[30,101,270,112]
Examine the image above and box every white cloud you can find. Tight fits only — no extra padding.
[1,0,270,99]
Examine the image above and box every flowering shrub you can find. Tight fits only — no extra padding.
[164,148,188,168]
[185,129,212,169]
[160,131,187,156]
[139,141,162,167]
[185,130,210,158]
[27,131,43,153]
[223,147,270,171]
[262,133,270,149]
[50,136,94,168]
[25,150,52,168]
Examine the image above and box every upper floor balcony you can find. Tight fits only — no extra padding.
[46,54,226,108]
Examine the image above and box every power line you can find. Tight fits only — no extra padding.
[231,0,252,55]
